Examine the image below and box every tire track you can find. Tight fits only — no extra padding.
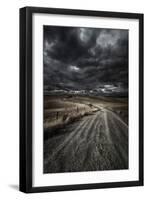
[103,110,113,144]
[44,106,128,173]
[74,111,102,151]
[72,112,103,168]
[45,115,92,164]
[103,109,128,167]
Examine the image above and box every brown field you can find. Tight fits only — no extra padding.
[44,95,128,133]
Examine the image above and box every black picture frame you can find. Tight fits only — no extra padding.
[19,6,144,193]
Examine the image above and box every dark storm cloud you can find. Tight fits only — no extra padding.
[43,25,128,93]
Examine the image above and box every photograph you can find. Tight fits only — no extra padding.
[43,26,129,174]
[20,7,143,193]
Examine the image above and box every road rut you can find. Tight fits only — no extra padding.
[44,107,128,173]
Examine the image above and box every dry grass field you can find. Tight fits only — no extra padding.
[44,95,128,132]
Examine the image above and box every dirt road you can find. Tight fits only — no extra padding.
[44,107,128,173]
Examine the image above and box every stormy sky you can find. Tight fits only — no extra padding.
[43,25,128,94]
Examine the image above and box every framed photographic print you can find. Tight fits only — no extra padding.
[19,7,144,193]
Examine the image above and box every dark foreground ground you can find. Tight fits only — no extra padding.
[44,96,128,173]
